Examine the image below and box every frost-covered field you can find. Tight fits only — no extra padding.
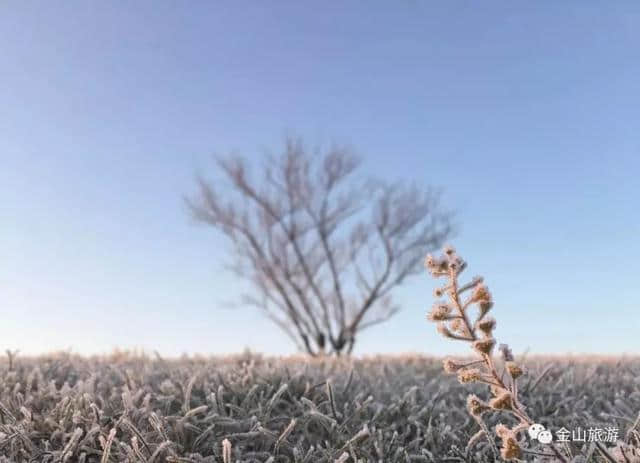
[0,353,638,462]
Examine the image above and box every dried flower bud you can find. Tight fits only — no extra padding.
[477,301,493,319]
[489,391,513,410]
[424,254,434,268]
[476,317,496,336]
[424,254,450,277]
[499,344,514,362]
[442,358,463,374]
[472,338,495,355]
[427,303,451,322]
[444,245,456,256]
[457,368,482,384]
[500,436,521,461]
[471,284,492,304]
[448,256,466,275]
[506,361,523,379]
[433,287,444,298]
[466,394,489,416]
[495,425,523,460]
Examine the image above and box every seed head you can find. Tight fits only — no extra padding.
[427,303,451,322]
[476,317,495,336]
[506,362,523,379]
[489,391,513,410]
[478,301,493,318]
[472,338,495,355]
[457,368,482,384]
[424,254,435,268]
[424,254,449,277]
[471,284,492,304]
[500,436,521,461]
[442,357,463,374]
[499,344,514,362]
[466,394,489,416]
[448,256,466,274]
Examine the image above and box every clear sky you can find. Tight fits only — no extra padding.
[1,2,638,357]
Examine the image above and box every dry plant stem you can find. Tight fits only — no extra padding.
[448,268,476,341]
[448,269,531,425]
[426,248,569,463]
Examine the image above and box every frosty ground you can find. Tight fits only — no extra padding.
[0,353,638,462]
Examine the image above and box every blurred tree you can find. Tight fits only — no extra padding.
[187,138,453,356]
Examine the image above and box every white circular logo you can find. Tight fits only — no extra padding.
[537,430,553,444]
[528,423,553,443]
[528,423,545,440]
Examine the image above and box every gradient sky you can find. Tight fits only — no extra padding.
[1,2,639,357]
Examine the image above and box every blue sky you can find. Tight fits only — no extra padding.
[1,2,638,356]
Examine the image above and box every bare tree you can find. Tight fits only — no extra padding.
[186,138,454,356]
